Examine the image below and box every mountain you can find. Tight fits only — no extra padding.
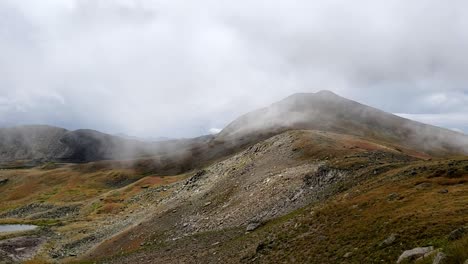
[0,92,467,263]
[0,124,220,176]
[1,91,468,167]
[0,125,144,163]
[217,90,468,156]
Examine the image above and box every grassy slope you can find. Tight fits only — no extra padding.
[1,130,466,263]
[0,166,133,211]
[0,164,185,227]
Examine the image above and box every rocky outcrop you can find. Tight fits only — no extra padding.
[397,246,434,263]
[0,237,45,262]
[246,222,261,232]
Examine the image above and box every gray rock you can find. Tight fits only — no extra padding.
[246,222,261,232]
[397,246,434,263]
[387,193,402,201]
[379,233,397,247]
[448,227,466,241]
[0,178,8,185]
[432,252,447,264]
[343,252,352,258]
[415,182,431,189]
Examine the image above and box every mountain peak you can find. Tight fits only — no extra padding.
[315,90,338,96]
[281,90,343,107]
[218,91,468,156]
[285,90,339,100]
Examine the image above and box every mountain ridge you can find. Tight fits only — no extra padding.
[0,92,467,263]
[217,90,468,156]
[1,91,468,166]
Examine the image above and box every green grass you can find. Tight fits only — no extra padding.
[444,236,468,263]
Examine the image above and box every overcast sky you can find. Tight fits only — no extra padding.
[1,0,467,138]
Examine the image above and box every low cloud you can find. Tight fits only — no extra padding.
[396,113,468,134]
[209,128,222,134]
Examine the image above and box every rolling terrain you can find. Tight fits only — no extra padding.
[0,125,215,165]
[0,91,467,264]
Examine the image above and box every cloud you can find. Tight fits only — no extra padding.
[0,0,467,137]
[451,128,464,133]
[395,113,468,134]
[209,128,222,134]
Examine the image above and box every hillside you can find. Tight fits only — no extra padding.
[59,130,466,263]
[0,125,145,163]
[217,91,468,156]
[0,92,467,264]
[0,125,215,165]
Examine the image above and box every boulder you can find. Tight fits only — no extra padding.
[397,246,434,263]
[246,222,261,232]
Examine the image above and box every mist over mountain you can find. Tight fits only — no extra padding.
[2,2,468,263]
[1,92,467,166]
[218,91,468,156]
[1,91,468,263]
[0,125,146,163]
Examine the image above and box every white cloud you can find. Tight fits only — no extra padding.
[451,128,464,133]
[209,128,222,134]
[395,113,468,134]
[1,0,468,137]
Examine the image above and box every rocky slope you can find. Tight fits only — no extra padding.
[77,130,427,261]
